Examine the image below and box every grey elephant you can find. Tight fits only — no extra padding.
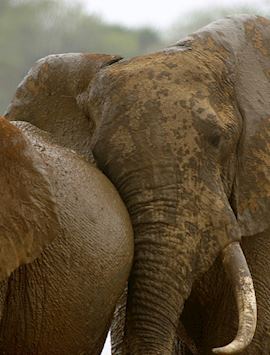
[5,14,270,354]
[0,116,133,354]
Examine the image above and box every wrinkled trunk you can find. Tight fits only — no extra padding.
[125,221,195,353]
[94,149,241,353]
[105,157,202,353]
[111,179,230,354]
[123,197,255,354]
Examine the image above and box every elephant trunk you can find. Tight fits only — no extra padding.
[126,221,195,354]
[213,242,257,354]
[118,167,215,353]
[123,192,257,354]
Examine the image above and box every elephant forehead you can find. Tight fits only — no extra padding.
[96,49,223,93]
[91,49,239,148]
[244,16,270,56]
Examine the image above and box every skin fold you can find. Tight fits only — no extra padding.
[5,14,270,354]
[0,117,133,354]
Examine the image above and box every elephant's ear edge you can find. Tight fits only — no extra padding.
[0,118,62,280]
[232,17,270,237]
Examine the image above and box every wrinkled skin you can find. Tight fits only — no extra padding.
[0,117,133,354]
[5,15,270,354]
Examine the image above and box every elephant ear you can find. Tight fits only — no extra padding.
[5,52,122,159]
[233,16,270,236]
[0,117,61,280]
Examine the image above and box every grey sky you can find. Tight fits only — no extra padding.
[77,0,268,29]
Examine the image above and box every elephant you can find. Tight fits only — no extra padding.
[0,116,133,354]
[5,14,270,354]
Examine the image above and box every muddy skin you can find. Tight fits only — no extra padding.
[5,53,122,161]
[5,15,270,355]
[0,117,133,354]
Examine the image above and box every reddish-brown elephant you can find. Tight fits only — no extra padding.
[0,116,133,354]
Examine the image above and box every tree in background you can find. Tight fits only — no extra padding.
[1,0,269,112]
[166,3,270,42]
[0,0,162,112]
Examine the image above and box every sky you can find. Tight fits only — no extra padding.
[72,1,269,353]
[76,0,269,30]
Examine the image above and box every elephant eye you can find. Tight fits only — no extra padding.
[208,132,221,148]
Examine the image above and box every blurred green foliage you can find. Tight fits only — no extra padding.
[166,3,270,42]
[0,0,162,112]
[0,0,269,113]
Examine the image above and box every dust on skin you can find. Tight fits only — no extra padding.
[245,18,270,57]
[89,32,242,250]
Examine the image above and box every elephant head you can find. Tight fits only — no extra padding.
[5,15,270,354]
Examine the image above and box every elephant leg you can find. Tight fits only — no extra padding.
[111,288,128,355]
[0,280,8,320]
[175,321,198,355]
[240,228,270,354]
[174,337,196,355]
